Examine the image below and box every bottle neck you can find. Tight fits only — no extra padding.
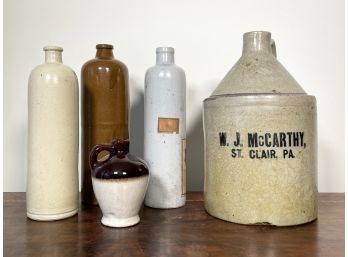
[242,31,272,55]
[96,49,114,59]
[45,50,62,63]
[95,44,114,59]
[111,139,129,157]
[156,47,175,65]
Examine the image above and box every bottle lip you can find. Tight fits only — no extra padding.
[96,44,113,49]
[43,46,63,52]
[156,47,174,53]
[243,31,271,37]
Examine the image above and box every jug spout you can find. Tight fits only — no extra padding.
[211,30,305,95]
[242,31,274,56]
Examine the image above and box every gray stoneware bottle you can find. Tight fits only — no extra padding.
[144,47,186,209]
[203,31,317,226]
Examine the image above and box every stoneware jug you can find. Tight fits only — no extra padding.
[144,47,186,209]
[203,31,317,226]
[81,44,130,205]
[27,46,79,221]
[90,139,149,227]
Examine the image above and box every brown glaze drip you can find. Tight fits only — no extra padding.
[90,140,149,179]
[81,44,129,205]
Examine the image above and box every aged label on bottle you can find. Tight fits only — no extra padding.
[218,131,307,159]
[181,138,186,196]
[158,118,179,133]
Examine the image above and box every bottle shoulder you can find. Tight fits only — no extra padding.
[92,154,149,179]
[145,64,185,78]
[82,58,128,73]
[211,53,306,95]
[30,63,77,79]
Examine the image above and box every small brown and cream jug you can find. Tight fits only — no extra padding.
[203,31,317,226]
[90,139,149,227]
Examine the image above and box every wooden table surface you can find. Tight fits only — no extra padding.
[4,192,344,257]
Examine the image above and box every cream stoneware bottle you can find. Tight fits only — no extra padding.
[144,47,186,208]
[203,31,317,226]
[27,46,79,221]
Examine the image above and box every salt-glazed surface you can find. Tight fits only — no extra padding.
[144,47,186,209]
[203,31,317,226]
[27,46,79,221]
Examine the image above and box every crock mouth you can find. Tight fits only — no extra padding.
[243,31,271,37]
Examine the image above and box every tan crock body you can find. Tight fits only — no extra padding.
[203,31,318,226]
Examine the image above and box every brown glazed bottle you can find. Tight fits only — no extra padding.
[81,44,129,205]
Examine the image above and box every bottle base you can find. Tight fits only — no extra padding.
[144,199,186,209]
[205,206,317,226]
[101,215,140,228]
[27,208,78,221]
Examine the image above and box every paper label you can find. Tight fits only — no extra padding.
[158,118,179,133]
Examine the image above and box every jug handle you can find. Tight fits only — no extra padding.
[271,39,277,58]
[89,144,114,170]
